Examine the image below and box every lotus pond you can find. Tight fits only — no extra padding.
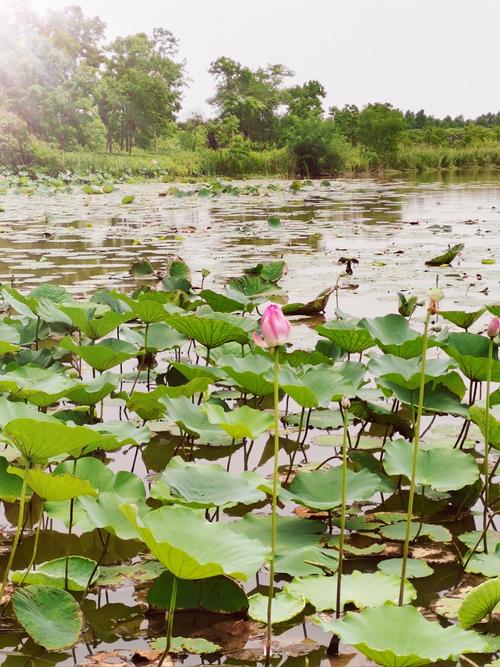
[0,172,498,667]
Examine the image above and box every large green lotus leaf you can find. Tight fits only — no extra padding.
[165,313,248,348]
[377,558,433,579]
[244,260,287,283]
[12,556,98,591]
[124,378,211,421]
[4,419,105,463]
[53,456,115,491]
[120,322,186,351]
[66,372,118,406]
[1,286,36,318]
[231,514,325,553]
[120,504,267,580]
[441,332,500,381]
[469,406,500,449]
[86,420,151,451]
[204,403,274,439]
[359,314,440,358]
[78,471,148,539]
[0,397,55,428]
[458,577,500,628]
[321,603,489,667]
[147,570,248,613]
[465,546,500,577]
[440,308,486,331]
[170,361,224,382]
[8,466,97,501]
[380,521,452,543]
[228,274,281,298]
[0,455,26,501]
[286,571,416,611]
[458,531,500,554]
[383,438,479,491]
[279,366,338,408]
[44,457,114,531]
[60,336,138,372]
[127,298,171,324]
[377,377,468,417]
[200,288,249,313]
[60,306,132,339]
[0,365,78,407]
[316,320,375,354]
[368,354,455,390]
[162,396,232,445]
[280,467,385,510]
[218,354,274,396]
[12,585,83,650]
[151,456,266,509]
[248,590,305,624]
[274,545,338,577]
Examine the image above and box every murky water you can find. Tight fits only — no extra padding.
[0,172,498,666]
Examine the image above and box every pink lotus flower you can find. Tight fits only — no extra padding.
[487,316,500,339]
[253,303,291,349]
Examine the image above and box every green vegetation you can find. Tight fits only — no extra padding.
[0,256,498,661]
[0,5,499,178]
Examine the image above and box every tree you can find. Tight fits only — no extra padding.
[208,57,293,143]
[357,103,405,156]
[284,80,325,118]
[99,30,185,152]
[330,104,360,144]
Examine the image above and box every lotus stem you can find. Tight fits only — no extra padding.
[0,459,30,608]
[398,310,431,606]
[65,497,75,590]
[144,323,150,391]
[482,338,493,553]
[158,574,178,667]
[335,401,349,619]
[18,500,44,587]
[265,347,280,658]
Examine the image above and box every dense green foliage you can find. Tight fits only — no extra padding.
[0,4,499,177]
[0,258,498,661]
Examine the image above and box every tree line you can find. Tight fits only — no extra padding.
[0,5,499,175]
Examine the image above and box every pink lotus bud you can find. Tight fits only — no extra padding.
[253,303,292,349]
[341,396,351,410]
[487,316,500,339]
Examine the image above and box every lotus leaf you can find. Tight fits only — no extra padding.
[12,585,83,650]
[322,603,489,667]
[383,438,479,491]
[120,504,267,580]
[151,455,266,508]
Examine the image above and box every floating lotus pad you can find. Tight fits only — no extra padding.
[320,603,490,667]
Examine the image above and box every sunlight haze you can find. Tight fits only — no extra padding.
[5,0,499,119]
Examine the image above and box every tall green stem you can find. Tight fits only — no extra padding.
[482,339,493,552]
[265,348,280,658]
[335,403,349,618]
[19,501,44,586]
[0,459,30,607]
[398,311,431,605]
[157,575,178,667]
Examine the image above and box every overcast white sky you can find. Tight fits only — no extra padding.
[6,0,500,119]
